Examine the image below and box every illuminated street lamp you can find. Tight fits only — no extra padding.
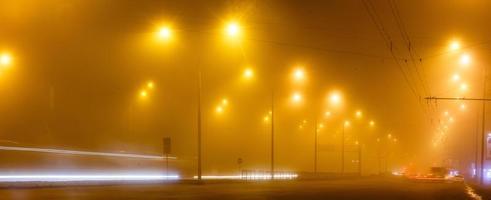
[324,111,332,117]
[355,110,363,119]
[460,54,471,66]
[450,40,460,51]
[157,26,172,40]
[369,120,375,127]
[225,21,240,37]
[293,67,305,82]
[341,120,350,174]
[139,90,148,98]
[221,98,229,106]
[452,74,460,82]
[147,81,155,89]
[243,68,254,79]
[292,92,302,103]
[460,103,466,111]
[460,83,468,91]
[215,106,224,114]
[329,91,342,106]
[0,53,12,67]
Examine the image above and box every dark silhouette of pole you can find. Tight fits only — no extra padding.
[314,118,318,174]
[197,70,202,181]
[358,144,362,176]
[475,111,480,181]
[341,124,345,174]
[270,91,275,179]
[480,73,487,185]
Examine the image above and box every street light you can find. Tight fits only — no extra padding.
[225,21,240,37]
[460,83,468,91]
[449,40,460,51]
[292,67,305,82]
[0,53,12,67]
[452,74,460,82]
[215,106,224,114]
[460,103,466,111]
[146,81,155,89]
[292,92,302,103]
[460,54,471,66]
[324,111,332,117]
[221,98,229,106]
[157,26,172,40]
[341,120,350,174]
[243,68,254,79]
[139,90,148,98]
[369,120,375,127]
[355,110,363,119]
[329,91,342,106]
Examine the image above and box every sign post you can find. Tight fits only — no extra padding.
[163,137,171,178]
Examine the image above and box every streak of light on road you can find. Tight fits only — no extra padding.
[0,174,179,182]
[192,173,298,180]
[0,145,175,160]
[465,184,482,200]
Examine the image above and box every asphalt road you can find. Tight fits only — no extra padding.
[0,178,479,200]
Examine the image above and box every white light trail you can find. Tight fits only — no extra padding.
[0,145,175,160]
[193,173,298,180]
[0,174,179,182]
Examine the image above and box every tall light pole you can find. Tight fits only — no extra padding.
[342,122,345,174]
[270,91,275,179]
[480,70,487,185]
[197,70,203,181]
[313,112,327,174]
[314,118,318,174]
[357,142,362,176]
[195,21,242,181]
[341,120,350,174]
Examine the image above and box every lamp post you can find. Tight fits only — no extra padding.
[341,120,350,174]
[314,118,318,174]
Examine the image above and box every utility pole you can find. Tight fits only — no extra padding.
[358,144,362,176]
[197,70,202,181]
[480,73,487,185]
[475,111,480,181]
[314,118,318,174]
[377,139,382,175]
[341,124,345,174]
[270,91,275,179]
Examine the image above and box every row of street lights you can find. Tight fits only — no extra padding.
[147,20,394,179]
